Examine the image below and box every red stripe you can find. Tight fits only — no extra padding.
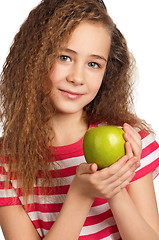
[0,166,7,174]
[37,165,77,179]
[33,219,54,231]
[138,130,149,139]
[0,197,21,205]
[50,165,77,178]
[50,138,84,160]
[32,219,119,239]
[0,181,13,189]
[15,184,69,196]
[130,159,159,183]
[0,156,10,164]
[92,197,107,207]
[26,198,107,213]
[26,202,63,213]
[33,185,69,195]
[54,151,84,161]
[79,224,119,240]
[84,209,112,226]
[141,140,159,159]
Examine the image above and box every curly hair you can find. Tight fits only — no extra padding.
[0,0,152,201]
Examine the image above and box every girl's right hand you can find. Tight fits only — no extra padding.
[71,155,140,201]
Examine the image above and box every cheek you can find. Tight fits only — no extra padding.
[49,68,54,84]
[88,77,103,95]
[49,64,62,85]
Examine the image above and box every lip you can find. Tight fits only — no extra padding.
[59,89,83,100]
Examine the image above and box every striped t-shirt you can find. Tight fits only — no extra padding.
[0,126,159,239]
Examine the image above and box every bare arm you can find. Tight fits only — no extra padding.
[108,172,159,240]
[44,155,136,240]
[108,124,159,239]
[1,123,157,239]
[0,154,138,240]
[0,188,93,240]
[0,205,41,240]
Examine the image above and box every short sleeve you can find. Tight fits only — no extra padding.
[0,158,22,206]
[130,130,159,183]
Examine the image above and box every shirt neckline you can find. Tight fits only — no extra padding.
[49,123,98,155]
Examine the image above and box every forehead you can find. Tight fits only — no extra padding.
[62,21,111,56]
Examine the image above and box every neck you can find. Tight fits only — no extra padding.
[48,111,88,146]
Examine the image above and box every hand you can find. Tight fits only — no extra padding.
[71,155,140,201]
[123,123,142,162]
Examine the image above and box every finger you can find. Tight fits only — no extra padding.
[123,123,142,147]
[120,156,140,175]
[76,163,97,175]
[90,163,98,173]
[99,155,128,181]
[118,159,139,183]
[120,172,136,189]
[123,123,140,139]
[107,171,136,197]
[124,134,142,159]
[124,131,142,150]
[108,157,139,184]
[125,141,133,159]
[123,124,142,159]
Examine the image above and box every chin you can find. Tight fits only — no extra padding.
[55,106,83,115]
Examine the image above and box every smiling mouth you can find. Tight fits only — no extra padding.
[59,89,83,100]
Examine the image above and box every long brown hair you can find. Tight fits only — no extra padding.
[0,0,152,201]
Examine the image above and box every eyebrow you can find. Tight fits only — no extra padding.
[60,48,107,62]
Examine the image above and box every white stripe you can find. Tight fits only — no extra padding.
[141,133,155,149]
[38,223,120,240]
[41,229,49,236]
[88,202,109,217]
[51,155,86,169]
[101,232,120,240]
[36,228,43,238]
[80,216,116,235]
[35,175,74,187]
[11,175,75,188]
[0,188,17,198]
[136,148,159,172]
[152,165,159,179]
[1,155,86,173]
[19,193,67,205]
[0,163,9,172]
[27,202,109,222]
[28,211,59,222]
[0,175,7,181]
[51,175,74,186]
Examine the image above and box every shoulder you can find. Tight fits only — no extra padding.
[131,128,159,183]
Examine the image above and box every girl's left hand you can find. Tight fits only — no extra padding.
[123,123,142,162]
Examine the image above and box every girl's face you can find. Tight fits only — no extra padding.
[49,21,111,116]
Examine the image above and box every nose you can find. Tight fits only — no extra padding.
[67,62,84,85]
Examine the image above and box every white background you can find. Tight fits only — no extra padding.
[0,0,159,239]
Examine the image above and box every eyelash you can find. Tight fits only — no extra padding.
[59,55,101,69]
[59,55,71,62]
[88,62,100,69]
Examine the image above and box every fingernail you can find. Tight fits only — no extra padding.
[125,133,129,138]
[135,161,140,167]
[124,123,128,126]
[124,123,129,128]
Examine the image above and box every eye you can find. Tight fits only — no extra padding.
[88,62,100,69]
[59,55,71,62]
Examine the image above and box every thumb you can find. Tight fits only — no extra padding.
[76,163,97,175]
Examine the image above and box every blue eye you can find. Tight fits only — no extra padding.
[88,62,100,69]
[59,55,71,62]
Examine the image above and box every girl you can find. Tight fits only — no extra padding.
[0,0,159,239]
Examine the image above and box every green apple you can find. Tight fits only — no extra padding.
[83,125,126,169]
